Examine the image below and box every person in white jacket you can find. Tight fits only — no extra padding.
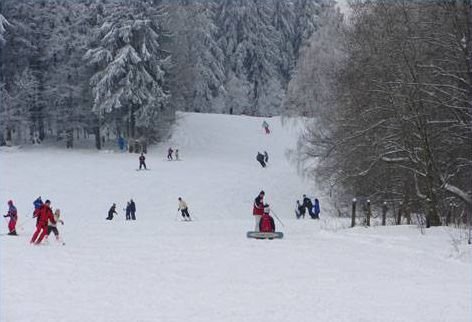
[178,197,191,221]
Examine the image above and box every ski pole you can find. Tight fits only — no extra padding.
[270,209,285,228]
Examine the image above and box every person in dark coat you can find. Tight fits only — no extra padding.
[129,199,136,220]
[252,191,265,231]
[263,151,269,163]
[313,198,320,219]
[139,153,147,170]
[106,203,117,220]
[256,152,266,168]
[259,204,275,232]
[167,148,174,160]
[302,194,315,219]
[4,200,18,235]
[296,200,305,219]
[125,202,131,220]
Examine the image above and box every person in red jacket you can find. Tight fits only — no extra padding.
[259,204,275,233]
[30,199,55,245]
[4,200,18,235]
[252,190,265,231]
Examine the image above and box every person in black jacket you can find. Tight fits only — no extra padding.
[129,199,136,220]
[256,152,266,168]
[125,202,131,220]
[296,200,305,219]
[139,153,147,170]
[106,203,117,220]
[302,195,315,219]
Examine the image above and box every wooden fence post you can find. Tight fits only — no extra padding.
[382,202,387,226]
[351,198,357,228]
[366,199,371,227]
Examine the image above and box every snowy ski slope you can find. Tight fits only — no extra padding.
[0,112,470,322]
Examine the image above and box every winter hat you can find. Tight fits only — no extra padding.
[260,190,265,195]
[7,200,13,205]
[45,199,51,204]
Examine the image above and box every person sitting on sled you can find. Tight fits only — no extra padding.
[259,204,275,233]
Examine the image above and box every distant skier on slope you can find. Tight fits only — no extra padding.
[264,151,269,163]
[129,199,136,220]
[30,199,55,245]
[302,195,316,219]
[4,200,18,235]
[167,148,174,160]
[252,191,265,231]
[178,197,191,221]
[259,204,275,232]
[262,120,270,134]
[139,153,147,170]
[125,202,131,220]
[106,203,118,220]
[313,198,320,219]
[175,149,179,160]
[256,152,266,168]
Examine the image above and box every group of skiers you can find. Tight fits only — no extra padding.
[30,197,64,244]
[296,195,320,219]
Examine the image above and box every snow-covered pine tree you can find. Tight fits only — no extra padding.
[167,0,225,113]
[85,0,171,145]
[216,0,284,116]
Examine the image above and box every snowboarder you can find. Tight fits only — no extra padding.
[259,204,275,232]
[125,202,131,220]
[252,191,265,231]
[30,199,55,245]
[262,120,270,134]
[167,147,174,160]
[4,200,18,235]
[175,149,179,160]
[302,195,316,219]
[178,197,191,221]
[139,153,147,170]
[263,151,269,163]
[129,199,136,220]
[313,198,320,219]
[295,200,305,219]
[45,208,64,242]
[256,152,266,168]
[106,203,117,220]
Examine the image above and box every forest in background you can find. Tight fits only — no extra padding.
[0,0,338,148]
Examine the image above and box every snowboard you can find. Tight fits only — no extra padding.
[246,231,284,240]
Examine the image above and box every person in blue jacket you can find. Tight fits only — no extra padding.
[313,198,320,219]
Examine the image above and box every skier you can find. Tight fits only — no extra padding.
[33,196,43,219]
[262,120,270,134]
[259,204,275,232]
[295,200,305,219]
[178,197,191,221]
[167,147,174,160]
[139,153,147,170]
[106,203,117,220]
[30,199,55,245]
[45,208,64,242]
[263,151,269,163]
[4,200,18,235]
[118,136,125,152]
[256,152,266,168]
[175,149,179,160]
[129,199,136,220]
[125,202,131,220]
[313,198,320,219]
[302,194,315,219]
[252,191,265,231]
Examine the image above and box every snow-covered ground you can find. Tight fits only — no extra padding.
[1,112,470,322]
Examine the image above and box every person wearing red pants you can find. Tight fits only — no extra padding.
[30,199,55,245]
[4,200,18,235]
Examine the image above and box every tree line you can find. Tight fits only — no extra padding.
[0,0,337,148]
[288,0,472,225]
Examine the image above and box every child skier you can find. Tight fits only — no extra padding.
[46,208,64,242]
[4,200,18,235]
[262,120,270,134]
[178,197,191,221]
[295,200,305,219]
[259,204,275,232]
